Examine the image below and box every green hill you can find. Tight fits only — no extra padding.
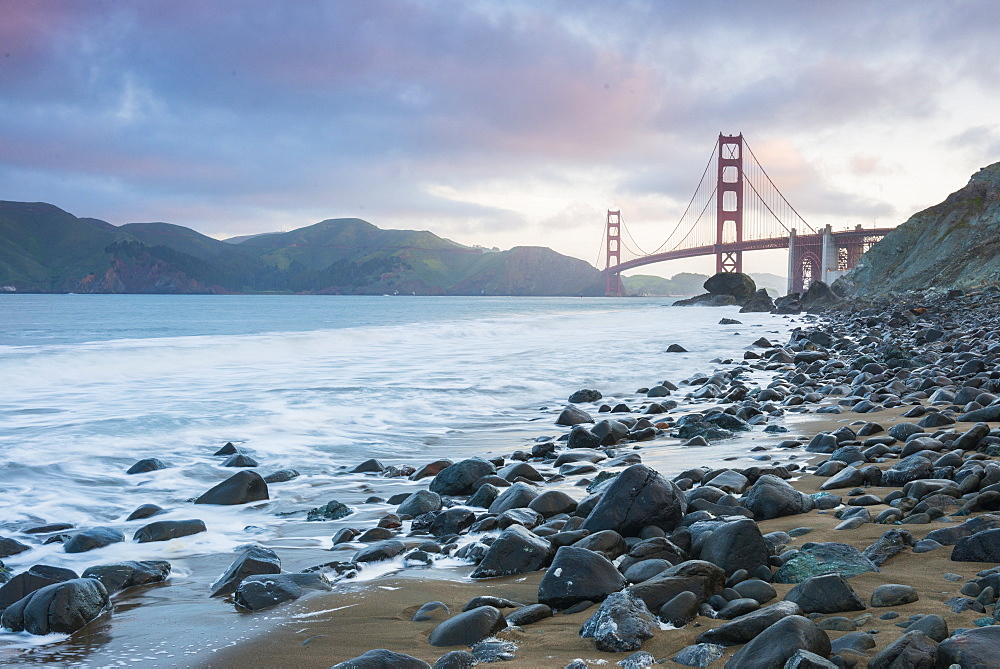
[623,271,786,296]
[0,201,604,295]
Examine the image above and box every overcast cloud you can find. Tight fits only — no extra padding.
[2,0,998,275]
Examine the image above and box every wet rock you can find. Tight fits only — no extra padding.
[716,597,760,619]
[704,272,756,303]
[233,573,331,611]
[572,529,627,560]
[630,560,726,613]
[412,459,453,481]
[432,650,475,669]
[0,537,30,558]
[430,508,477,537]
[0,577,110,635]
[784,650,837,668]
[126,458,167,474]
[952,527,1000,562]
[353,540,406,563]
[429,458,497,496]
[696,600,803,645]
[926,514,1000,545]
[773,542,878,583]
[726,615,830,669]
[428,605,507,647]
[733,578,776,604]
[883,455,934,486]
[569,389,602,403]
[126,503,164,521]
[659,590,700,627]
[397,490,443,517]
[868,630,937,669]
[263,469,299,484]
[579,590,656,652]
[616,650,656,668]
[506,603,552,626]
[413,601,451,621]
[210,546,281,597]
[223,453,259,467]
[488,482,539,514]
[307,500,353,521]
[742,474,814,520]
[936,625,1000,666]
[332,649,431,669]
[908,613,948,642]
[862,529,914,567]
[556,406,595,426]
[194,470,268,505]
[784,573,865,614]
[697,518,769,576]
[81,561,170,595]
[870,584,918,607]
[470,525,553,578]
[528,491,577,517]
[740,289,775,313]
[471,638,517,662]
[351,458,385,474]
[672,643,724,667]
[63,527,125,554]
[133,519,207,543]
[537,546,626,610]
[581,464,687,537]
[0,565,78,611]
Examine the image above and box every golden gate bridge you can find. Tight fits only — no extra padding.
[598,133,893,296]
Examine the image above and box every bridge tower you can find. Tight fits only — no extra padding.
[716,133,744,274]
[605,210,623,296]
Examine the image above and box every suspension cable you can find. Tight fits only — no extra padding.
[743,140,815,233]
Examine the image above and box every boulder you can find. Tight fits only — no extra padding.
[697,600,802,646]
[951,527,1000,562]
[579,590,656,652]
[429,458,496,496]
[126,503,164,521]
[926,514,1000,545]
[470,525,553,578]
[870,584,918,607]
[537,546,626,610]
[659,590,700,627]
[672,644,725,667]
[739,289,775,313]
[784,573,865,614]
[936,625,1000,667]
[704,272,756,304]
[629,560,725,612]
[569,389,602,403]
[432,650,475,668]
[773,542,878,583]
[868,630,937,669]
[488,482,539,514]
[428,606,507,647]
[126,458,167,474]
[862,529,914,567]
[742,475,814,520]
[581,465,687,537]
[505,603,552,627]
[307,500,352,521]
[80,561,170,595]
[133,519,207,543]
[63,527,125,554]
[696,518,769,576]
[430,508,476,538]
[528,491,577,517]
[0,537,30,558]
[556,406,595,426]
[0,578,110,635]
[331,649,430,669]
[210,546,281,597]
[194,471,268,505]
[724,615,831,669]
[800,281,840,310]
[397,490,442,517]
[0,565,78,611]
[883,455,934,487]
[353,540,407,563]
[233,573,331,611]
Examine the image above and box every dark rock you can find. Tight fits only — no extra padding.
[430,508,476,537]
[332,649,431,668]
[429,458,497,496]
[307,500,353,521]
[784,573,865,614]
[397,490,443,517]
[133,519,207,543]
[704,272,756,303]
[0,537,30,558]
[194,471,268,505]
[572,529,627,560]
[214,442,238,455]
[742,474,815,520]
[672,643,725,667]
[581,464,687,537]
[862,529,914,567]
[556,406,595,426]
[697,518,769,576]
[351,458,385,473]
[958,405,1000,422]
[529,491,577,517]
[470,525,553,578]
[659,590,700,627]
[868,630,937,669]
[428,605,507,647]
[883,455,934,487]
[773,542,879,583]
[263,469,299,483]
[470,638,517,662]
[579,590,656,652]
[461,596,521,612]
[353,540,406,563]
[926,515,1000,545]
[126,458,167,474]
[126,503,164,521]
[222,453,259,467]
[432,650,474,669]
[210,546,280,597]
[716,597,760,619]
[936,625,1000,666]
[488,481,539,514]
[81,561,170,595]
[233,573,331,611]
[733,578,776,604]
[506,603,552,627]
[63,527,125,554]
[784,650,838,668]
[413,601,450,621]
[696,600,803,646]
[0,578,110,635]
[800,281,841,310]
[740,289,775,313]
[724,615,831,669]
[537,546,626,610]
[629,560,725,613]
[0,565,78,611]
[412,459,453,481]
[569,389,602,403]
[467,483,500,509]
[952,527,1000,562]
[907,613,948,642]
[870,583,918,607]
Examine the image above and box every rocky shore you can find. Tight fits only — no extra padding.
[6,288,1000,668]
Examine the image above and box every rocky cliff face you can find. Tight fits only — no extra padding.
[836,161,1000,295]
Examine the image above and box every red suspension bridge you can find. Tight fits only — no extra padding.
[599,133,892,296]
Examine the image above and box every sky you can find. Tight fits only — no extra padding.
[3,0,1000,277]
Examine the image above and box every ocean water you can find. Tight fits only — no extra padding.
[0,295,804,663]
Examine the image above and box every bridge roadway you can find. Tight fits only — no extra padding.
[604,227,894,275]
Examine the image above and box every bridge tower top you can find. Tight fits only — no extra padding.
[716,133,744,274]
[605,210,622,296]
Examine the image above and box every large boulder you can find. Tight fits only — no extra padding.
[868,630,937,669]
[951,527,1000,562]
[742,474,814,520]
[0,565,78,611]
[696,518,769,576]
[783,573,866,614]
[194,471,269,505]
[581,465,687,537]
[704,272,756,304]
[537,546,626,610]
[470,525,553,579]
[233,573,331,611]
[133,519,207,543]
[724,615,831,669]
[579,590,656,653]
[799,281,840,310]
[926,514,1000,545]
[331,649,430,669]
[63,527,125,554]
[697,600,802,646]
[773,542,879,583]
[488,482,539,515]
[210,546,281,597]
[0,578,110,635]
[397,490,442,517]
[429,458,496,496]
[937,626,1000,667]
[428,606,507,647]
[628,560,725,612]
[739,289,775,313]
[80,561,170,595]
